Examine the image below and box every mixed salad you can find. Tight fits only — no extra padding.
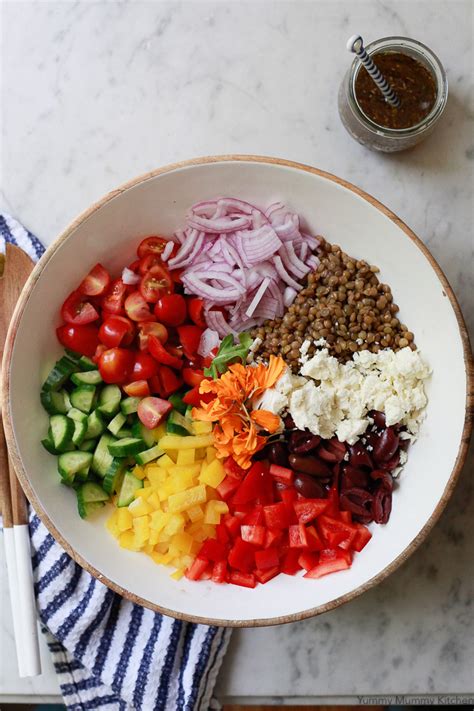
[40,198,430,587]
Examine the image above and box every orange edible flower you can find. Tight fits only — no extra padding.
[192,356,286,469]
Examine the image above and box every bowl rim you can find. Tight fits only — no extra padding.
[2,153,473,627]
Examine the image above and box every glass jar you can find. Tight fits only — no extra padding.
[338,36,448,152]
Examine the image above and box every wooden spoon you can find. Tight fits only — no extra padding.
[0,242,41,676]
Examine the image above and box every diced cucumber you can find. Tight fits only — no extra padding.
[103,458,126,495]
[168,392,187,415]
[42,356,76,392]
[49,415,74,452]
[91,433,116,478]
[131,420,155,448]
[58,451,93,482]
[117,470,143,507]
[40,389,69,415]
[107,412,126,436]
[167,410,193,437]
[78,438,98,452]
[70,385,96,413]
[108,437,147,457]
[77,497,105,520]
[71,370,103,386]
[76,464,91,482]
[68,407,88,424]
[41,437,57,455]
[120,396,141,415]
[78,355,97,371]
[115,428,133,439]
[72,419,87,446]
[135,444,163,466]
[79,481,109,503]
[64,349,81,364]
[185,405,193,420]
[98,384,122,418]
[85,410,105,439]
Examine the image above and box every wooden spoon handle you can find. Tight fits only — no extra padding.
[0,417,13,527]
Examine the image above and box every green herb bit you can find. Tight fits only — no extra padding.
[204,332,253,379]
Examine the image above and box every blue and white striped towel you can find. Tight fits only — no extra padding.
[0,213,232,711]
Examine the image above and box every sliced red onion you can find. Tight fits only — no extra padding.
[182,275,242,303]
[122,267,140,285]
[161,240,175,262]
[198,328,220,356]
[306,255,320,270]
[191,200,219,217]
[273,255,304,291]
[245,277,271,318]
[187,214,251,233]
[241,225,282,265]
[283,286,298,307]
[205,309,236,337]
[299,243,309,262]
[278,242,309,279]
[168,228,200,267]
[169,232,205,269]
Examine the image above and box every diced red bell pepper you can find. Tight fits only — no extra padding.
[325,486,340,518]
[317,515,357,549]
[211,560,228,584]
[158,365,183,397]
[223,514,241,539]
[263,502,290,529]
[288,524,309,549]
[264,528,283,549]
[216,523,230,545]
[216,475,241,502]
[177,324,204,360]
[339,510,353,524]
[240,525,265,546]
[304,556,351,579]
[351,523,372,552]
[255,566,280,584]
[293,498,328,524]
[228,571,256,588]
[298,552,320,571]
[242,505,264,525]
[305,525,325,552]
[148,374,163,396]
[200,568,212,580]
[269,464,294,485]
[281,549,302,575]
[185,557,209,581]
[280,488,298,523]
[148,334,183,370]
[255,547,280,570]
[224,457,246,479]
[232,462,270,506]
[319,548,352,565]
[197,538,227,563]
[228,537,256,572]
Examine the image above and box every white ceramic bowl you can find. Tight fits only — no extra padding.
[3,156,472,626]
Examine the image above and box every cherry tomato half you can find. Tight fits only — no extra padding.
[137,236,169,259]
[99,315,135,348]
[158,366,183,397]
[138,321,168,350]
[182,367,205,388]
[132,352,159,380]
[139,266,173,303]
[154,294,187,327]
[137,396,172,429]
[148,335,183,370]
[138,254,163,276]
[177,324,204,361]
[123,380,150,398]
[187,297,206,328]
[101,279,127,315]
[124,291,154,321]
[56,324,100,357]
[79,263,111,297]
[61,291,99,326]
[98,347,135,384]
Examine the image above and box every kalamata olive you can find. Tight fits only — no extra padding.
[371,411,386,429]
[284,414,296,430]
[341,465,369,489]
[373,426,399,463]
[294,473,326,499]
[317,445,339,463]
[339,487,373,520]
[370,470,393,491]
[289,431,321,454]
[267,442,289,467]
[378,450,400,471]
[288,453,331,478]
[372,486,392,524]
[349,441,373,470]
[327,437,347,461]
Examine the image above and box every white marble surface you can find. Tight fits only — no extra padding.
[1,0,473,704]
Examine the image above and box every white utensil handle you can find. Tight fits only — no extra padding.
[3,527,26,676]
[13,524,41,677]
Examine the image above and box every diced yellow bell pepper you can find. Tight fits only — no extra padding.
[170,568,184,580]
[206,447,217,463]
[195,447,207,460]
[157,454,175,469]
[169,464,201,478]
[146,465,167,487]
[163,513,186,537]
[199,458,226,488]
[168,484,207,513]
[119,530,140,550]
[151,551,173,565]
[177,448,195,466]
[148,529,160,545]
[133,465,146,480]
[159,434,213,450]
[190,539,202,555]
[186,504,204,522]
[129,497,153,517]
[135,486,154,501]
[150,510,171,532]
[193,420,213,435]
[117,508,133,532]
[172,531,193,554]
[106,510,121,538]
[147,492,161,510]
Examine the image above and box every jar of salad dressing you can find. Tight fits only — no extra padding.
[338,37,448,152]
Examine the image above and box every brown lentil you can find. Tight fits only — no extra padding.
[251,237,416,371]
